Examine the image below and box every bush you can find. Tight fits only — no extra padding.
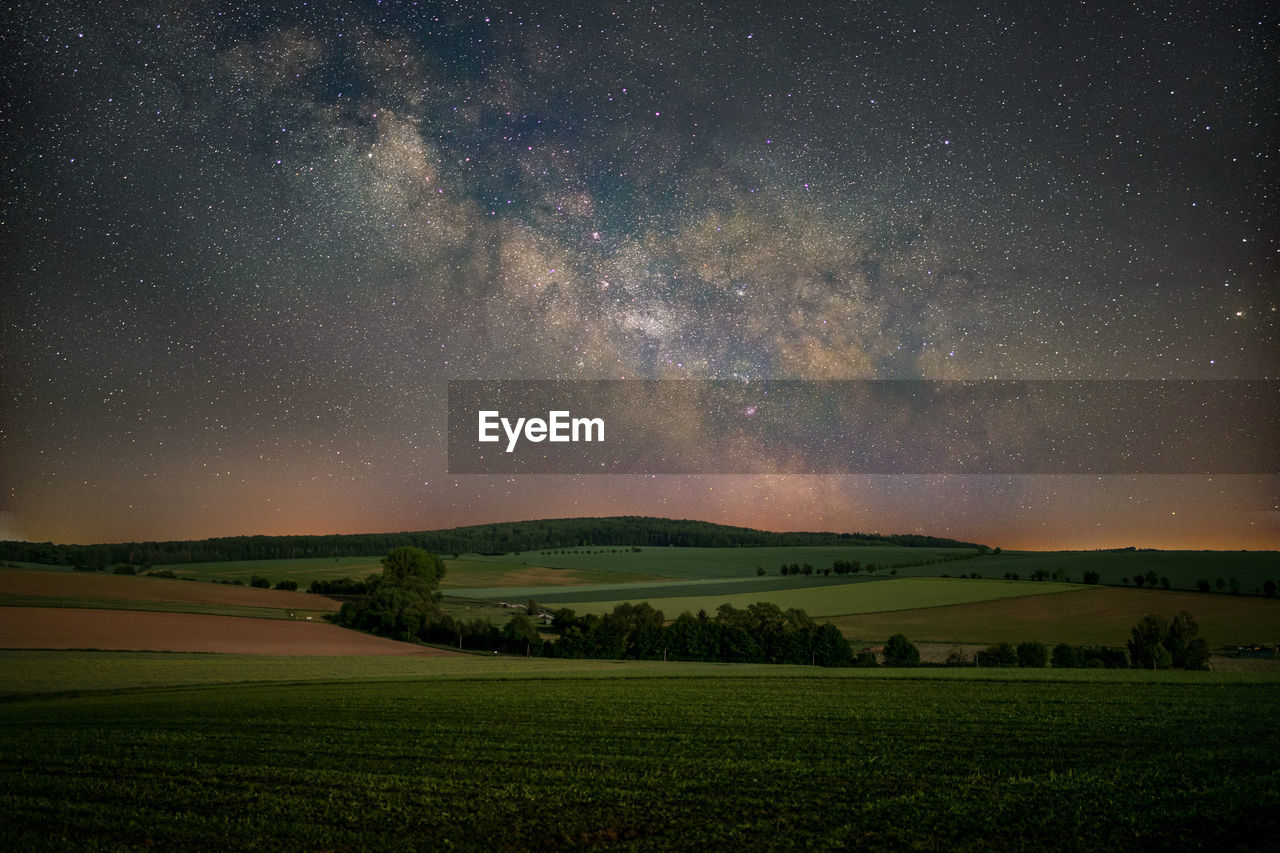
[249,575,271,589]
[852,651,879,668]
[882,634,919,667]
[1051,642,1082,668]
[1017,641,1048,668]
[274,580,299,591]
[977,642,1018,667]
[112,564,136,575]
[1082,571,1100,585]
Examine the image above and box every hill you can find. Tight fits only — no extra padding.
[0,516,986,569]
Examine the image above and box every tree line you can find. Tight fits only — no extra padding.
[0,516,985,569]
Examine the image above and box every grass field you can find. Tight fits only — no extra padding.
[469,544,981,579]
[546,576,1083,619]
[2,672,1276,850]
[830,586,1280,647]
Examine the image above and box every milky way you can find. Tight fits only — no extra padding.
[2,1,1276,547]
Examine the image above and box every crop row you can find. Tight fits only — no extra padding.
[2,677,1277,850]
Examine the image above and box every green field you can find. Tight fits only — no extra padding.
[2,667,1276,850]
[445,572,892,603]
[10,649,1275,699]
[545,577,1083,619]
[962,550,1280,591]
[830,586,1280,647]
[469,544,981,579]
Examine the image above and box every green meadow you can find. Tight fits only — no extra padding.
[539,576,1083,619]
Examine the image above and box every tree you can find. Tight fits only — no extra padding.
[1128,614,1170,669]
[883,634,920,667]
[1166,611,1210,670]
[1127,612,1208,670]
[1051,642,1082,668]
[380,546,446,596]
[1082,571,1100,585]
[1265,580,1277,598]
[1196,579,1211,593]
[501,613,542,656]
[1228,577,1240,595]
[1017,641,1048,668]
[977,642,1018,667]
[274,579,299,591]
[249,575,270,588]
[811,623,853,667]
[756,566,766,576]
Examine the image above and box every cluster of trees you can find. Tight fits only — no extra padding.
[776,560,890,577]
[545,602,854,666]
[1127,612,1211,670]
[1050,644,1130,669]
[334,547,448,643]
[308,577,374,596]
[1122,571,1171,589]
[960,613,1209,670]
[0,516,984,568]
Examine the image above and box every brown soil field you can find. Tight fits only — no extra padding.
[830,586,1280,646]
[0,568,340,611]
[0,607,461,656]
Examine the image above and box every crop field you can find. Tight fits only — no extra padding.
[0,594,332,621]
[830,586,1280,647]
[439,559,665,589]
[2,673,1276,850]
[544,577,1083,619]
[962,550,1280,591]
[154,555,387,583]
[0,607,459,657]
[0,568,340,612]
[444,571,895,603]
[468,544,980,579]
[147,555,667,589]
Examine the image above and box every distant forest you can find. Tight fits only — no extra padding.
[0,516,986,569]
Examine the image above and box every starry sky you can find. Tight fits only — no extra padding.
[2,0,1276,549]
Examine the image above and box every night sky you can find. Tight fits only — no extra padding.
[2,1,1276,549]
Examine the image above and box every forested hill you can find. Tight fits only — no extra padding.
[0,516,987,569]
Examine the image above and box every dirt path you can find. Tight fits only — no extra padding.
[0,607,460,656]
